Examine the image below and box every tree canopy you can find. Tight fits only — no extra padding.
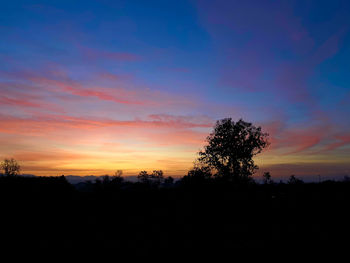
[198,118,269,182]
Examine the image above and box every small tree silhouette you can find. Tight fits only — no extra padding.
[137,170,164,186]
[138,170,152,184]
[111,170,124,184]
[114,170,123,177]
[151,170,164,185]
[262,172,273,184]
[288,175,304,184]
[0,158,21,176]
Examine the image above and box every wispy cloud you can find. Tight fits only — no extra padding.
[79,46,141,62]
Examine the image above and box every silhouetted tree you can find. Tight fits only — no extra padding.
[137,170,164,186]
[262,172,273,184]
[151,170,164,185]
[114,170,123,177]
[198,118,269,182]
[0,158,21,176]
[138,170,150,184]
[111,170,124,184]
[288,175,304,184]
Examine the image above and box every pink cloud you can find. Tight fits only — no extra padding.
[258,162,350,178]
[62,86,144,105]
[0,82,65,112]
[24,72,193,108]
[13,150,91,162]
[0,113,213,135]
[25,74,150,105]
[282,134,322,155]
[0,95,42,108]
[324,134,350,151]
[98,72,121,81]
[261,118,333,155]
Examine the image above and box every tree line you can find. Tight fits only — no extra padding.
[0,118,340,186]
[1,119,349,251]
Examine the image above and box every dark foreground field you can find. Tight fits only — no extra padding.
[1,176,350,251]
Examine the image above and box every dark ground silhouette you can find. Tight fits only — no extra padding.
[1,174,350,251]
[1,119,348,252]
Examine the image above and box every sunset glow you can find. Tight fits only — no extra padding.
[1,0,350,179]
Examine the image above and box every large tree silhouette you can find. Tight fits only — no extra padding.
[198,118,269,182]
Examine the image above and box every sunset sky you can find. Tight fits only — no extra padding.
[1,0,350,179]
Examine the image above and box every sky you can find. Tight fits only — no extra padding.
[0,0,350,179]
